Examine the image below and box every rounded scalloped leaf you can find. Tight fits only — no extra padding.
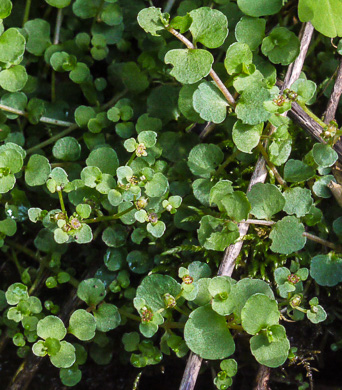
[0,65,28,92]
[261,27,300,65]
[164,49,213,84]
[68,309,96,341]
[189,7,228,48]
[193,81,229,124]
[178,82,205,123]
[247,183,285,219]
[224,42,253,75]
[283,187,313,218]
[0,0,12,19]
[5,282,28,305]
[220,191,251,222]
[232,120,263,153]
[137,7,165,37]
[0,28,26,64]
[127,250,153,274]
[298,0,342,38]
[136,274,182,312]
[145,172,169,197]
[86,147,119,175]
[77,278,106,306]
[188,143,224,178]
[25,154,51,186]
[269,216,306,255]
[312,175,335,198]
[310,254,342,287]
[225,278,274,319]
[250,324,290,367]
[93,303,121,332]
[53,137,81,162]
[102,225,127,248]
[235,84,271,125]
[37,315,67,341]
[209,276,232,316]
[283,159,315,183]
[235,16,266,51]
[237,0,282,17]
[241,294,280,335]
[50,341,76,368]
[312,143,338,168]
[184,305,235,360]
[60,366,82,387]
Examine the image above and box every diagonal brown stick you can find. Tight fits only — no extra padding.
[324,57,342,124]
[179,22,315,390]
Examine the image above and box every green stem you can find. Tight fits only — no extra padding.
[57,190,67,217]
[298,102,327,128]
[84,205,135,224]
[11,250,23,276]
[126,152,136,166]
[118,308,141,322]
[215,150,239,176]
[257,142,287,187]
[174,305,189,317]
[51,71,56,103]
[22,0,32,26]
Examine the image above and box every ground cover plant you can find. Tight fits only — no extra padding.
[1,0,342,389]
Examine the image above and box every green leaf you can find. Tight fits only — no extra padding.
[269,216,306,255]
[101,3,122,26]
[137,7,165,37]
[0,0,12,19]
[53,137,81,162]
[50,341,76,368]
[69,62,90,84]
[0,148,23,173]
[60,367,82,387]
[310,253,342,287]
[137,131,157,148]
[241,294,279,335]
[136,274,181,312]
[25,155,51,186]
[74,105,96,127]
[209,180,234,207]
[224,42,253,75]
[45,0,71,7]
[5,283,28,305]
[169,14,192,34]
[312,143,338,168]
[178,82,205,122]
[147,220,166,238]
[232,120,263,153]
[164,49,213,85]
[250,324,290,367]
[198,215,239,251]
[0,65,28,92]
[145,172,169,197]
[235,16,266,51]
[188,144,224,178]
[209,276,232,316]
[283,159,315,182]
[37,315,67,340]
[93,303,121,332]
[184,305,235,359]
[291,78,316,104]
[312,175,335,198]
[189,7,228,48]
[283,187,313,218]
[0,28,26,64]
[24,19,51,56]
[193,81,229,123]
[127,250,153,274]
[247,183,285,219]
[298,0,342,38]
[193,178,214,207]
[235,84,271,125]
[221,191,251,222]
[0,218,17,236]
[261,27,300,65]
[68,309,96,341]
[77,278,106,306]
[102,225,127,247]
[237,0,282,17]
[86,147,119,175]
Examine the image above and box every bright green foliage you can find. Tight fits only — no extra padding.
[68,310,96,341]
[37,316,67,340]
[193,82,229,123]
[283,187,313,218]
[214,359,237,390]
[250,324,290,367]
[209,276,232,316]
[291,78,316,104]
[221,191,251,222]
[235,84,271,125]
[169,14,192,33]
[274,266,308,298]
[25,155,51,186]
[188,144,224,177]
[224,42,253,75]
[248,183,285,219]
[307,297,327,324]
[145,172,169,197]
[310,253,342,287]
[241,294,280,335]
[237,0,282,17]
[60,367,82,387]
[45,0,71,7]
[261,27,300,65]
[50,341,76,368]
[0,0,12,19]
[53,137,81,161]
[0,28,26,64]
[137,7,166,37]
[0,66,28,92]
[77,279,106,306]
[24,19,51,56]
[210,180,234,207]
[269,216,306,254]
[164,49,213,84]
[86,147,119,175]
[6,283,28,305]
[312,175,335,198]
[184,305,235,359]
[232,120,263,153]
[189,8,228,48]
[93,303,121,332]
[298,0,342,38]
[312,143,338,168]
[235,16,266,50]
